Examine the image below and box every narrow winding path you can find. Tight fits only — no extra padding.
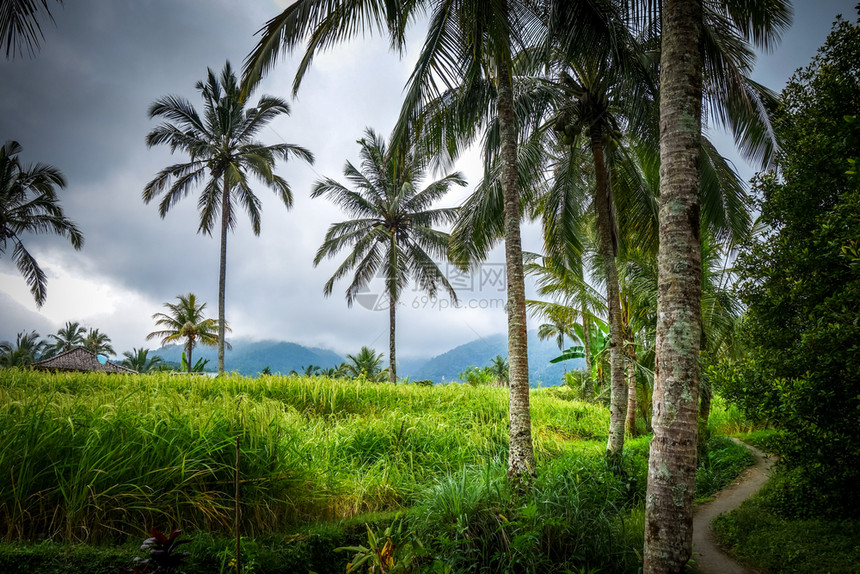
[691,440,775,574]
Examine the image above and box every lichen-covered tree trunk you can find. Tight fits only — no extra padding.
[590,127,627,466]
[625,352,638,436]
[498,54,535,481]
[643,0,704,572]
[218,178,230,375]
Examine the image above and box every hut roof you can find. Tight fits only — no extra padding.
[33,347,138,374]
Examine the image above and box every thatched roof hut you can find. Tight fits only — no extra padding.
[32,347,137,374]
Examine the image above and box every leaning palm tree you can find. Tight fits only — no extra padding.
[143,61,313,375]
[0,330,45,367]
[48,320,86,355]
[120,348,163,374]
[0,140,83,307]
[146,293,225,374]
[312,128,464,383]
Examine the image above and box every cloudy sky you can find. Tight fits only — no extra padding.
[0,1,856,360]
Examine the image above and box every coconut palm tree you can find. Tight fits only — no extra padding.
[242,0,552,482]
[48,320,86,354]
[488,355,509,387]
[0,141,83,307]
[0,330,45,367]
[83,328,114,356]
[536,305,578,376]
[341,346,387,382]
[146,293,225,374]
[0,0,63,58]
[143,61,313,375]
[632,1,790,569]
[120,348,163,374]
[312,128,464,383]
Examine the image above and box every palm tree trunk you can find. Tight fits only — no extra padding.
[581,293,593,399]
[218,178,229,375]
[643,1,704,572]
[625,350,638,436]
[186,340,193,374]
[590,125,627,467]
[698,380,712,456]
[389,275,397,385]
[498,52,535,483]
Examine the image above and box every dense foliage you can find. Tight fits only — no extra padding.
[724,15,860,518]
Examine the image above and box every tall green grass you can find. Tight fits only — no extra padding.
[0,369,609,543]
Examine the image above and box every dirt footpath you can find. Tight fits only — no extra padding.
[691,439,775,574]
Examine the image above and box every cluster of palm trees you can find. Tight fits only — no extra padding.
[2,1,794,570]
[237,0,790,570]
[285,346,389,381]
[0,321,117,367]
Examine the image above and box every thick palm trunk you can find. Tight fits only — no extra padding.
[186,341,193,374]
[498,54,535,482]
[590,126,627,466]
[643,1,704,572]
[218,179,229,375]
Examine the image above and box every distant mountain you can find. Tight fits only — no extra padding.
[149,332,583,384]
[152,339,344,376]
[400,331,585,387]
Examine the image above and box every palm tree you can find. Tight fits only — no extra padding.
[535,305,579,377]
[143,61,313,375]
[83,328,114,356]
[146,293,224,374]
[0,330,45,367]
[636,1,791,570]
[488,355,509,387]
[0,141,83,307]
[0,0,63,58]
[312,128,464,384]
[120,348,163,374]
[341,346,387,382]
[242,0,549,482]
[48,320,86,354]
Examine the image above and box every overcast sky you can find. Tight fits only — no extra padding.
[1,1,856,360]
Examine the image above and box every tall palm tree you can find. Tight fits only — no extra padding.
[48,320,85,354]
[146,293,224,374]
[242,0,548,482]
[0,330,45,367]
[120,348,163,374]
[634,1,791,570]
[0,140,83,307]
[82,328,114,356]
[143,61,313,375]
[312,128,464,384]
[0,0,62,58]
[341,346,387,382]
